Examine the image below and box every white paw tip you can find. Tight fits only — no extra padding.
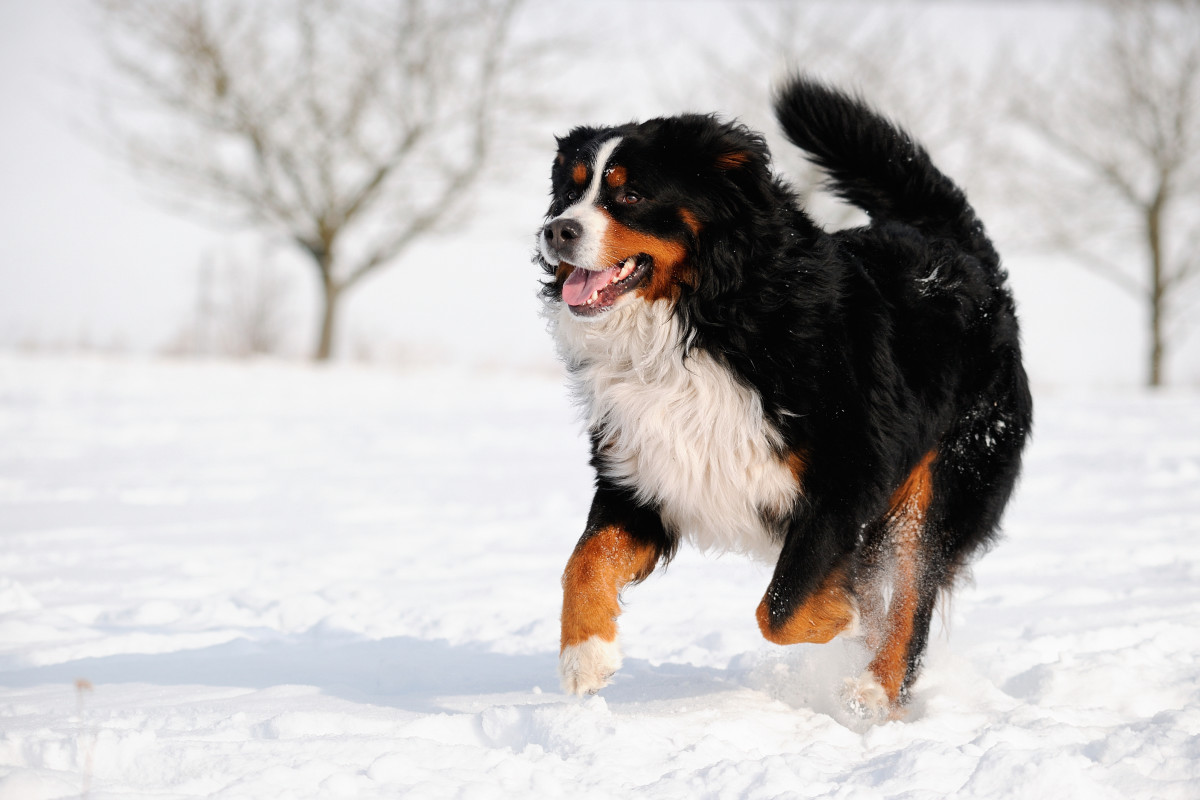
[559,636,622,696]
[841,671,891,724]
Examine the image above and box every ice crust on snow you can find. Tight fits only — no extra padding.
[0,355,1198,799]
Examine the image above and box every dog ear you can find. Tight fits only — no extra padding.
[686,121,777,301]
[707,120,770,176]
[715,150,751,171]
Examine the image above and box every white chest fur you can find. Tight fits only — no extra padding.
[550,300,798,560]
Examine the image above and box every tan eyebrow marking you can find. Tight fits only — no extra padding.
[604,166,627,188]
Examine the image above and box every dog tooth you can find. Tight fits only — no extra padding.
[615,257,636,282]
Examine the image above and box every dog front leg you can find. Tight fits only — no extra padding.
[756,562,857,646]
[756,509,860,646]
[559,486,668,695]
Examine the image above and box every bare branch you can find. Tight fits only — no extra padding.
[91,0,551,359]
[1008,0,1200,385]
[1011,101,1145,208]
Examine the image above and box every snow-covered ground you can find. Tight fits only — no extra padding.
[0,353,1197,799]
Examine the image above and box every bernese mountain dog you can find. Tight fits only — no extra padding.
[536,76,1032,722]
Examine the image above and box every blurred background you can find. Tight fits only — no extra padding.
[1,0,1197,389]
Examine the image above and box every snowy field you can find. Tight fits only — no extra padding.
[0,353,1198,799]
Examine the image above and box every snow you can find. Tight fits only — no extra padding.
[1,353,1198,798]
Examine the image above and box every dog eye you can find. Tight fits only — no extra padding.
[565,189,579,202]
[619,190,642,205]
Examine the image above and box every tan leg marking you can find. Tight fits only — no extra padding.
[756,565,857,645]
[560,526,658,650]
[865,451,936,704]
[865,554,921,704]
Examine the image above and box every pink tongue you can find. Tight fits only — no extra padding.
[562,265,620,306]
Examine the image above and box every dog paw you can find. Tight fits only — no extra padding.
[559,636,622,695]
[841,671,892,724]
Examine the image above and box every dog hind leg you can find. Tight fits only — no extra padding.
[844,451,941,721]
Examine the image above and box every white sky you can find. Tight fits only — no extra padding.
[0,0,1194,387]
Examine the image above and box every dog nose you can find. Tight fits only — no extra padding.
[544,217,583,250]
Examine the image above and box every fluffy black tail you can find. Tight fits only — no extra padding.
[774,76,996,268]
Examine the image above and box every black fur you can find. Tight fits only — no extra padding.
[540,76,1032,708]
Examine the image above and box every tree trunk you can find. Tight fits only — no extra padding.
[1147,184,1166,388]
[315,278,340,361]
[1149,295,1163,388]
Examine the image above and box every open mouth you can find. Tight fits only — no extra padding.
[560,255,651,317]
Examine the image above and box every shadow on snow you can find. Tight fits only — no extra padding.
[0,634,735,713]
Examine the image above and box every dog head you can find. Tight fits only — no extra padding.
[537,115,774,322]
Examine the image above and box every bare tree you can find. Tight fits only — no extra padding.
[1011,0,1200,387]
[92,0,535,360]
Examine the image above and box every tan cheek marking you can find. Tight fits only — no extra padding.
[756,564,856,645]
[560,526,658,650]
[572,162,588,185]
[596,213,694,303]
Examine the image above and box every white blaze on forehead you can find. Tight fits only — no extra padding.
[541,136,624,271]
[579,136,622,207]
